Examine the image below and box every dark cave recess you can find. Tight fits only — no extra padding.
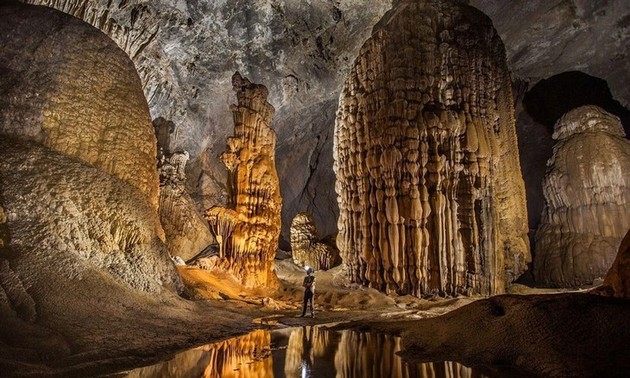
[523,71,630,135]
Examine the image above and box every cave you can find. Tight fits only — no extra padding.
[1,0,630,377]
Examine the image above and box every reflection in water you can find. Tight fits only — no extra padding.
[126,327,488,378]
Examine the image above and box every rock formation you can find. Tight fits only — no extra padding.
[290,212,341,271]
[0,2,176,290]
[23,0,630,248]
[591,228,630,299]
[158,150,214,261]
[535,106,630,287]
[334,0,530,297]
[155,117,214,261]
[205,73,282,288]
[0,2,159,209]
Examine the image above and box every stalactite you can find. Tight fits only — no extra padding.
[205,72,282,288]
[534,106,630,287]
[334,0,530,297]
[290,212,341,271]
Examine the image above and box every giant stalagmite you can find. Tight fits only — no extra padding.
[205,73,282,288]
[534,106,630,287]
[334,0,530,297]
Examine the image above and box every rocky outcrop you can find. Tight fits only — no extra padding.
[334,0,530,297]
[205,73,281,288]
[592,229,630,299]
[0,2,160,208]
[158,150,213,261]
[534,106,630,287]
[290,212,341,271]
[1,138,180,294]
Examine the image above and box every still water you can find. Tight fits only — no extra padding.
[126,327,488,378]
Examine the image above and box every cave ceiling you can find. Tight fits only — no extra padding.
[22,0,630,243]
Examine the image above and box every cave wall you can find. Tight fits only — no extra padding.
[20,0,630,247]
[534,106,630,287]
[334,0,530,297]
[1,1,160,209]
[0,4,182,355]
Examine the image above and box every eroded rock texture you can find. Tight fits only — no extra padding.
[155,117,213,261]
[534,106,630,287]
[158,149,213,261]
[1,138,180,294]
[205,73,281,288]
[334,0,530,297]
[601,229,630,299]
[290,212,341,271]
[0,2,159,208]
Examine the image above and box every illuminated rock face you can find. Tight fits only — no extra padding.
[0,139,180,294]
[290,212,341,271]
[534,106,630,287]
[0,3,159,209]
[205,73,282,288]
[334,0,530,297]
[0,5,181,343]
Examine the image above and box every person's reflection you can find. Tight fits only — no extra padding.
[300,326,314,378]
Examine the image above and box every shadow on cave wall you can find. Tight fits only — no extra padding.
[516,71,630,284]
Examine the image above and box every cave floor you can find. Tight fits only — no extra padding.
[3,258,614,378]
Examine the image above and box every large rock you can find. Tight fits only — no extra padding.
[534,106,630,287]
[334,0,530,297]
[0,2,160,208]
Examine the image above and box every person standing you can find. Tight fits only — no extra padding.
[300,267,315,318]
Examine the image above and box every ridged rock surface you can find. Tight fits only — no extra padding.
[601,229,630,299]
[334,0,530,297]
[158,150,213,261]
[205,73,282,288]
[534,106,630,287]
[0,2,160,208]
[0,138,180,295]
[290,212,341,271]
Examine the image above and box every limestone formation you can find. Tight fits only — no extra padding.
[0,3,160,208]
[205,73,282,288]
[334,0,530,297]
[158,149,214,261]
[1,138,180,294]
[600,229,630,299]
[534,106,630,287]
[290,212,341,271]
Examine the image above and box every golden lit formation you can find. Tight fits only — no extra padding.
[205,72,282,288]
[334,0,530,297]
